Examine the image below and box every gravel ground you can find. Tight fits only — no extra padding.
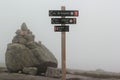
[0,72,120,80]
[1,67,120,80]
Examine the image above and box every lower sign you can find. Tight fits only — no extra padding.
[51,18,76,24]
[54,26,69,32]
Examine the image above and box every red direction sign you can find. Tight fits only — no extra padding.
[54,26,69,32]
[51,18,76,24]
[49,10,79,16]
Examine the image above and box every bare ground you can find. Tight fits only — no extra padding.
[1,72,120,80]
[0,67,120,80]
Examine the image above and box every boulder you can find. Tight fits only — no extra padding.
[31,45,57,73]
[5,23,58,74]
[45,67,61,78]
[5,43,37,72]
[23,67,38,75]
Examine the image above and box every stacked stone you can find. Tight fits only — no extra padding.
[5,23,58,75]
[12,23,35,45]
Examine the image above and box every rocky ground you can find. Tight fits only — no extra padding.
[0,67,120,80]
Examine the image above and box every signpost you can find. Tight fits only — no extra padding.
[61,6,66,80]
[49,6,79,80]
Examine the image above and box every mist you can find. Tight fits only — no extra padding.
[0,0,120,72]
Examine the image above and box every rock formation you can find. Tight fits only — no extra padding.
[45,67,61,78]
[5,23,58,74]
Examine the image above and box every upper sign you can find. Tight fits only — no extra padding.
[49,10,79,16]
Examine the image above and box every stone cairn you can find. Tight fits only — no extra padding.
[12,23,35,44]
[5,23,59,76]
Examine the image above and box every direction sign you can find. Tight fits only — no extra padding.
[49,10,79,16]
[51,18,76,24]
[54,26,69,32]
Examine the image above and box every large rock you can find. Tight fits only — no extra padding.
[6,43,38,72]
[23,67,38,75]
[45,67,61,78]
[5,23,58,74]
[31,44,57,73]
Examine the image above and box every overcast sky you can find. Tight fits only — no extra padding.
[0,0,120,72]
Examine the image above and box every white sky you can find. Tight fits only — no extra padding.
[0,0,120,72]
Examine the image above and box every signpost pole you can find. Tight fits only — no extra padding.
[61,6,66,80]
[49,7,79,80]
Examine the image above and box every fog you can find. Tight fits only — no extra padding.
[0,0,120,72]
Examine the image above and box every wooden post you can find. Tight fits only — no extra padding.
[61,6,66,80]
